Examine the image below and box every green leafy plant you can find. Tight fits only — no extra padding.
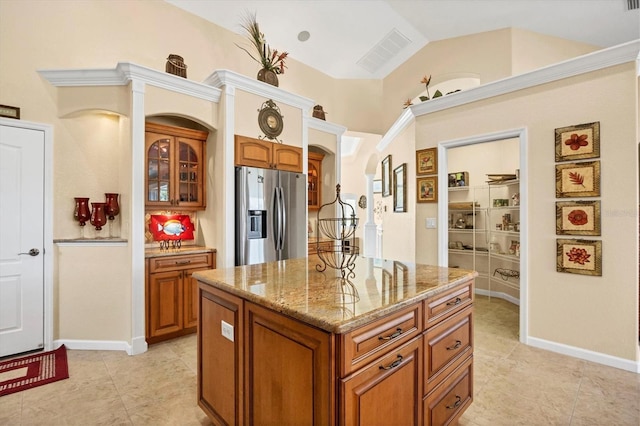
[236,11,288,74]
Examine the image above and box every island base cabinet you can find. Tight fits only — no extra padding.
[423,355,473,426]
[341,336,423,426]
[198,285,244,426]
[245,302,333,426]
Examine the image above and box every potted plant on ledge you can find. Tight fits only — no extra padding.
[237,11,288,87]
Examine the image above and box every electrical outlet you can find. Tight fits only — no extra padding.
[221,320,234,342]
[426,217,437,228]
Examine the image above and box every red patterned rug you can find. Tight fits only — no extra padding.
[0,345,69,397]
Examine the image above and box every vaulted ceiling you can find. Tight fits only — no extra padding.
[166,0,640,79]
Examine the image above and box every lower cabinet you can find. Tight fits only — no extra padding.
[341,337,423,426]
[146,250,215,344]
[197,279,474,426]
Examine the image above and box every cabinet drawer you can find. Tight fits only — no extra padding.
[424,306,473,393]
[339,303,422,376]
[149,252,213,273]
[423,355,473,426]
[424,280,473,328]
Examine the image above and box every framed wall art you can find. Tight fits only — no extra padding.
[381,155,392,197]
[416,148,437,176]
[556,200,601,236]
[393,163,407,212]
[555,121,600,162]
[373,179,382,194]
[417,176,437,203]
[556,239,602,276]
[0,104,20,120]
[556,161,600,198]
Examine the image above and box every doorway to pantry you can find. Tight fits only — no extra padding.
[437,128,528,343]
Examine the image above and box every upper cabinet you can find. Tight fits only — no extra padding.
[145,122,208,210]
[234,135,303,173]
[307,151,324,211]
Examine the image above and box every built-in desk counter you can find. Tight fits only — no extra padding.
[194,256,476,426]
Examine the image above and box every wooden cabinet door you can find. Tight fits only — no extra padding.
[145,131,173,209]
[234,135,273,169]
[174,137,205,209]
[245,302,333,426]
[183,268,201,330]
[308,152,324,210]
[273,143,303,172]
[341,336,422,426]
[199,285,244,426]
[148,270,183,338]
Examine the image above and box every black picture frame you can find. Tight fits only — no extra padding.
[381,155,392,197]
[393,163,407,212]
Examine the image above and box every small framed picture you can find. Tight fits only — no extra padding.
[556,161,600,198]
[0,104,20,120]
[555,122,600,162]
[556,201,601,236]
[416,148,437,176]
[393,163,407,212]
[556,239,602,276]
[381,155,392,197]
[417,176,437,203]
[373,179,382,194]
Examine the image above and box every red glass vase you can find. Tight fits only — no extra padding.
[74,197,90,225]
[90,202,107,232]
[105,193,120,220]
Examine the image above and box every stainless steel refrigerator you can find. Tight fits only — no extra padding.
[235,166,307,266]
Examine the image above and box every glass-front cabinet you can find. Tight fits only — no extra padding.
[308,151,324,211]
[145,122,208,210]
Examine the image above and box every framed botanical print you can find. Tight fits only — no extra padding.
[556,239,602,276]
[417,176,437,203]
[393,163,406,212]
[556,201,601,236]
[416,148,437,176]
[556,161,600,198]
[381,155,392,197]
[555,121,600,162]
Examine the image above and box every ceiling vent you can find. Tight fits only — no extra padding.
[357,28,411,74]
[628,0,639,10]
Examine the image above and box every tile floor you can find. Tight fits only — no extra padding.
[0,296,638,425]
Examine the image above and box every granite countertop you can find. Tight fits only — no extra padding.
[145,245,216,258]
[193,256,476,334]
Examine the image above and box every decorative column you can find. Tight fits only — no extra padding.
[364,173,377,257]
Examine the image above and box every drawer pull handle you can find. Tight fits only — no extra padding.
[446,297,462,306]
[175,260,192,265]
[446,395,462,410]
[378,328,402,341]
[446,340,462,351]
[379,355,403,370]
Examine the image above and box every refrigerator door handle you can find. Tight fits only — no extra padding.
[272,187,280,252]
[279,186,286,252]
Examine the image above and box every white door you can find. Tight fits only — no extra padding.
[0,123,45,357]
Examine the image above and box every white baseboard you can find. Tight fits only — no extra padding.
[54,339,132,354]
[474,288,520,306]
[129,336,148,355]
[527,336,640,374]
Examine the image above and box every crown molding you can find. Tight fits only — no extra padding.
[379,39,640,151]
[306,116,347,136]
[38,62,221,102]
[204,69,315,111]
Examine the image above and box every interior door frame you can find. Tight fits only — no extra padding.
[0,118,54,352]
[437,127,528,344]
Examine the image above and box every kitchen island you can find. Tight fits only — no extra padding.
[193,256,476,426]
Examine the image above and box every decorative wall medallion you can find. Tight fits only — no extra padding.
[258,99,284,141]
